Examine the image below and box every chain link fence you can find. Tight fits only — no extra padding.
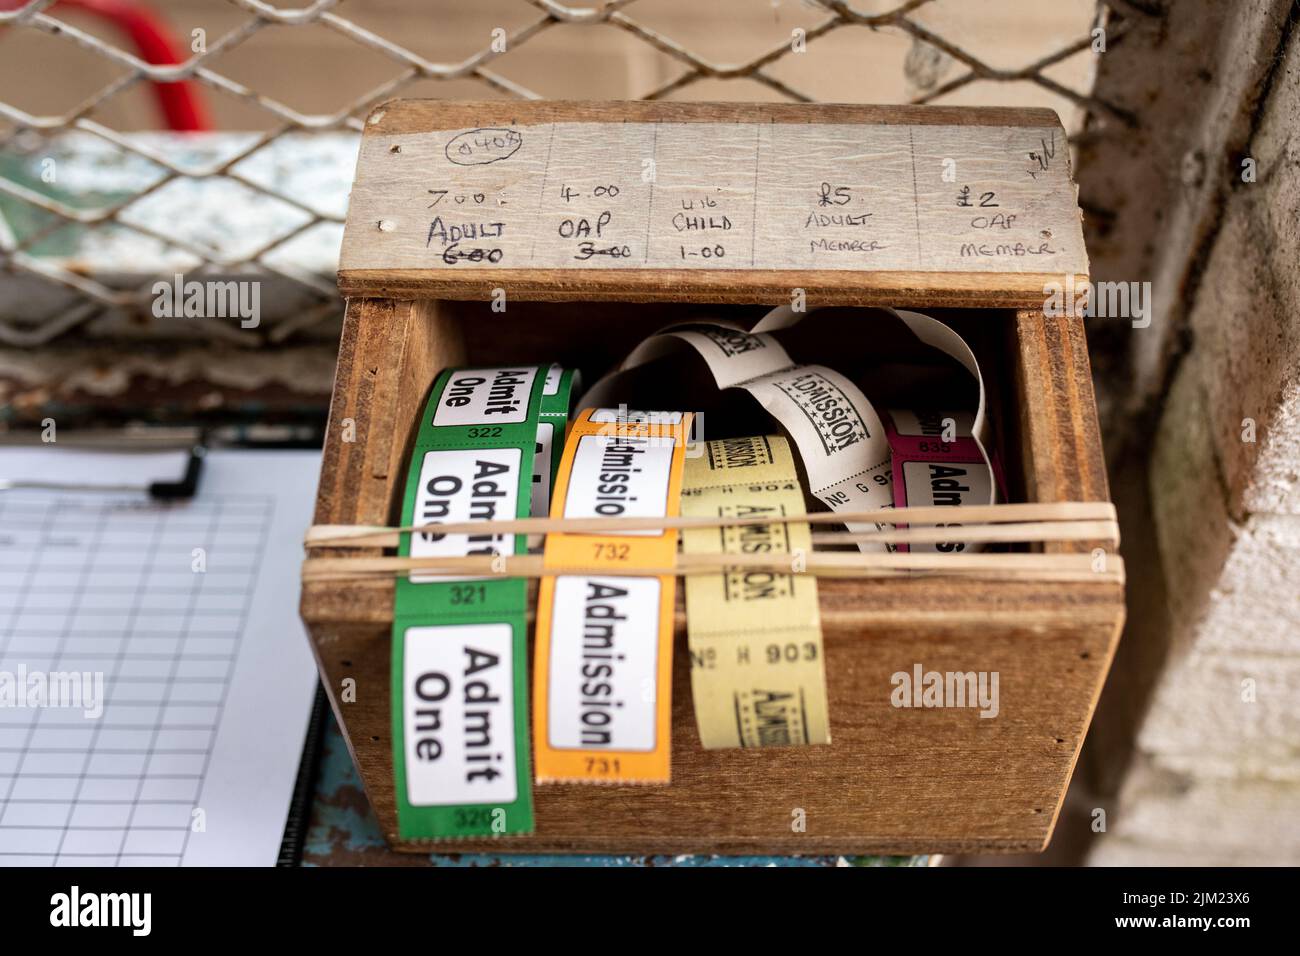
[0,0,1137,355]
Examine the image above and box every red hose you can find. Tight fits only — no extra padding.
[2,0,212,130]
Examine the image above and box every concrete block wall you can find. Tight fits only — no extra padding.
[1088,7,1300,864]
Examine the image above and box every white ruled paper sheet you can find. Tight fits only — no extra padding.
[0,448,319,866]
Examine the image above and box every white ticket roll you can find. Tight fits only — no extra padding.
[582,320,895,552]
[754,305,994,505]
[579,307,996,552]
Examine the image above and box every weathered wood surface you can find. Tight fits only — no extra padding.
[340,101,1088,307]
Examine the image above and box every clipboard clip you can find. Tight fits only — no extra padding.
[0,443,207,500]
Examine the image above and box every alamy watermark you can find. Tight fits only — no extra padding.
[0,666,104,719]
[891,663,999,718]
[592,404,705,456]
[1043,275,1151,329]
[50,886,151,936]
[152,273,261,328]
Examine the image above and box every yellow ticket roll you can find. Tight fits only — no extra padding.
[533,408,693,784]
[682,435,830,748]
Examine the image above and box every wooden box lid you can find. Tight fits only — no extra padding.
[340,100,1088,308]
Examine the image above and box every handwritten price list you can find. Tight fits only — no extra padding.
[342,121,1086,276]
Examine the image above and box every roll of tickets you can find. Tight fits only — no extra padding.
[589,322,896,553]
[585,307,997,552]
[533,407,693,785]
[883,409,998,553]
[681,434,829,749]
[391,364,574,839]
[532,363,580,519]
[753,305,995,501]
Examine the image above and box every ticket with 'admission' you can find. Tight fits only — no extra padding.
[681,434,829,748]
[598,322,897,551]
[533,407,692,784]
[579,308,996,558]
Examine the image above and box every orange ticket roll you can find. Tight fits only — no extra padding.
[532,408,694,784]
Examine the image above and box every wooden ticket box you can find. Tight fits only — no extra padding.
[301,100,1124,856]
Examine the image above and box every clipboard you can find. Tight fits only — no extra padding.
[0,426,326,867]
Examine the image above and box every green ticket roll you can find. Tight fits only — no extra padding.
[391,364,573,839]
